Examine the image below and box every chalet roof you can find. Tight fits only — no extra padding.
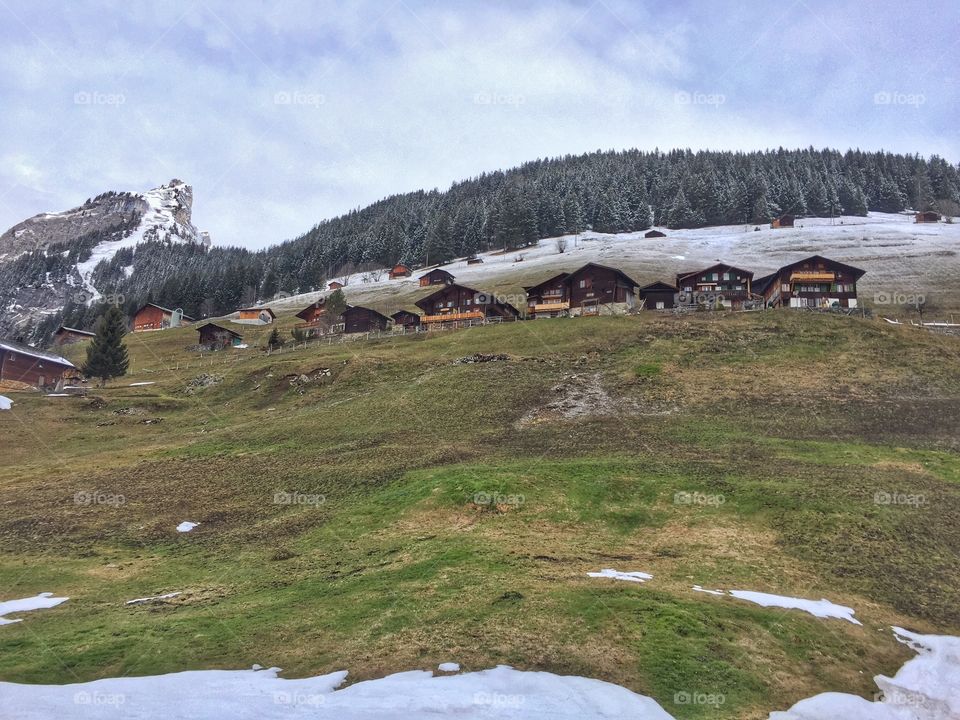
[295,300,325,320]
[134,303,195,321]
[418,268,455,280]
[390,309,420,319]
[55,325,95,337]
[567,263,640,288]
[752,273,778,295]
[0,339,75,368]
[414,283,520,316]
[196,322,242,339]
[522,272,570,292]
[239,307,277,318]
[775,255,866,281]
[342,305,392,323]
[676,263,754,283]
[638,281,678,292]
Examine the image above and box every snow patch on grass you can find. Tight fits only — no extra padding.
[0,593,68,625]
[176,521,199,533]
[587,569,654,583]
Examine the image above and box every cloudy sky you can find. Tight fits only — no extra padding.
[1,0,956,249]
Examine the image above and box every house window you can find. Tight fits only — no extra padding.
[712,273,719,281]
[781,283,790,292]
[656,301,665,309]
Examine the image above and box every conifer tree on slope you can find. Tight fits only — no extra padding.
[83,304,129,385]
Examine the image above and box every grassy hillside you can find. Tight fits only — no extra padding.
[1,312,959,719]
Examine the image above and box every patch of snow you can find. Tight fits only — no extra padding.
[728,590,861,625]
[437,663,459,672]
[0,395,11,410]
[587,569,653,583]
[45,393,70,397]
[691,585,725,596]
[770,627,960,719]
[125,592,181,605]
[176,521,199,533]
[0,664,675,719]
[0,593,68,625]
[129,382,155,386]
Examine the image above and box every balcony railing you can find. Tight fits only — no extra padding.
[420,310,485,324]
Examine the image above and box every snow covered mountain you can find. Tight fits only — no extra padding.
[0,179,210,338]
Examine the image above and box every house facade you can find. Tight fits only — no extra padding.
[525,263,639,318]
[754,255,864,309]
[675,264,754,309]
[197,323,243,349]
[391,310,421,329]
[771,214,795,228]
[915,211,941,223]
[418,268,455,287]
[415,283,520,324]
[52,326,95,346]
[0,340,76,389]
[389,264,412,279]
[236,307,275,325]
[342,306,391,333]
[132,303,193,332]
[638,281,678,310]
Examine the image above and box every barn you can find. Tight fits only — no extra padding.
[0,339,76,389]
[342,306,391,334]
[415,283,520,324]
[389,264,412,279]
[644,229,666,238]
[236,307,276,325]
[197,323,243,349]
[52,326,95,346]
[638,281,678,310]
[328,280,345,290]
[915,210,941,223]
[754,255,865,309]
[418,268,456,287]
[771,214,795,228]
[391,310,421,329]
[676,263,754,309]
[132,303,194,332]
[466,257,484,265]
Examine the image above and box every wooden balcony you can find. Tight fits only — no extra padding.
[789,271,836,282]
[530,301,570,314]
[420,310,485,324]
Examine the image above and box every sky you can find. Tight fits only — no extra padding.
[0,0,957,250]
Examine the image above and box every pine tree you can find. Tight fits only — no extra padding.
[325,288,347,319]
[82,305,129,385]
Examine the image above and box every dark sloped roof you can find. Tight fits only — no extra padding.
[0,338,75,368]
[196,322,242,339]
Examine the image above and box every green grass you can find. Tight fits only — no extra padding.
[1,311,959,718]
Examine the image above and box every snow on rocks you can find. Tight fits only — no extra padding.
[769,626,960,719]
[0,395,11,410]
[587,569,654,583]
[0,593,68,625]
[125,592,181,605]
[437,663,459,672]
[727,590,861,625]
[176,521,199,533]
[0,664,676,719]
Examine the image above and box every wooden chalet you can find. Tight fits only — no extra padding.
[676,264,754,309]
[466,257,484,265]
[915,210,941,223]
[197,323,243,349]
[391,310,421,329]
[644,229,666,238]
[52,325,95,346]
[415,283,520,325]
[236,307,276,324]
[342,306,391,334]
[328,280,345,290]
[418,268,455,287]
[388,264,412,279]
[0,339,76,389]
[295,300,326,326]
[753,255,865,309]
[524,263,639,317]
[771,214,795,228]
[638,281,678,310]
[132,303,194,332]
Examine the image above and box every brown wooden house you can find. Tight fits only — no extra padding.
[915,210,941,223]
[237,307,276,324]
[644,229,666,238]
[638,281,678,310]
[0,339,76,389]
[197,323,243,349]
[418,268,455,287]
[391,310,421,329]
[466,257,484,265]
[389,264,412,279]
[295,299,326,327]
[415,283,520,325]
[523,272,570,317]
[771,214,795,228]
[676,264,754,309]
[132,303,194,332]
[328,280,345,290]
[52,326,95,346]
[525,263,639,317]
[342,306,391,334]
[753,255,864,309]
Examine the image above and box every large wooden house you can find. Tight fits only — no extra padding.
[524,263,639,317]
[753,255,865,309]
[418,268,455,287]
[389,264,412,279]
[342,306,391,334]
[638,281,678,310]
[52,326,95,346]
[295,300,326,327]
[0,339,76,389]
[415,283,520,325]
[132,303,194,332]
[675,264,754,309]
[197,323,243,349]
